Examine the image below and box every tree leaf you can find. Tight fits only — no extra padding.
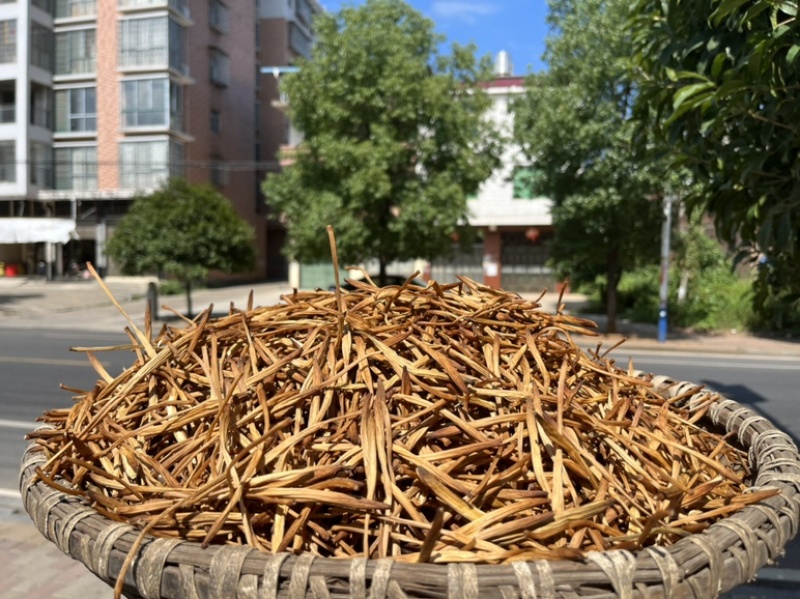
[672,82,715,111]
[710,0,753,26]
[787,44,800,65]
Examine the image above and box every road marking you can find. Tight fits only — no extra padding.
[584,347,800,363]
[0,356,92,367]
[42,332,128,341]
[0,419,37,430]
[0,488,21,499]
[620,357,800,371]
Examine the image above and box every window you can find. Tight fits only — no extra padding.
[0,89,14,123]
[119,140,183,189]
[209,0,229,33]
[55,29,96,75]
[30,86,53,128]
[119,17,184,71]
[55,87,96,132]
[295,0,313,27]
[0,141,15,182]
[210,109,220,133]
[512,166,544,200]
[209,48,229,87]
[29,142,53,187]
[288,22,311,59]
[32,0,54,13]
[0,20,16,64]
[55,0,96,18]
[30,23,54,72]
[121,78,182,129]
[210,159,228,187]
[55,146,97,190]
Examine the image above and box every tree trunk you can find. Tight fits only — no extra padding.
[605,249,619,334]
[378,257,387,287]
[185,280,193,319]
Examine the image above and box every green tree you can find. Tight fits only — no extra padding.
[513,0,668,333]
[106,179,255,317]
[262,0,501,283]
[630,0,800,329]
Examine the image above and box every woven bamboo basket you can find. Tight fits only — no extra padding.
[20,373,800,599]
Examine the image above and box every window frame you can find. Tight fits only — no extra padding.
[55,27,96,76]
[30,22,54,72]
[54,144,98,190]
[119,138,183,190]
[0,19,17,64]
[0,140,16,183]
[512,166,544,200]
[55,86,97,133]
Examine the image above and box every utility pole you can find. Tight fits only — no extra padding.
[658,195,676,343]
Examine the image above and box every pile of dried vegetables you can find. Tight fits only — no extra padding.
[29,266,771,571]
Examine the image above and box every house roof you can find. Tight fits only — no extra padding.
[481,76,526,89]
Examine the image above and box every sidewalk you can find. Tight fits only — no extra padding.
[0,505,113,599]
[1,276,798,356]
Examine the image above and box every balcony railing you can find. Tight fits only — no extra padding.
[30,164,54,188]
[0,104,14,124]
[118,0,188,16]
[0,45,16,65]
[55,0,97,19]
[30,108,52,129]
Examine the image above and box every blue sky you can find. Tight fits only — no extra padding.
[319,0,552,74]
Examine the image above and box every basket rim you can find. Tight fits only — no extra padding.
[19,372,800,599]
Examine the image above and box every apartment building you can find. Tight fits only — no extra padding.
[0,0,316,281]
[256,0,320,280]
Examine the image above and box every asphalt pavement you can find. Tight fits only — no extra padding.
[2,275,800,598]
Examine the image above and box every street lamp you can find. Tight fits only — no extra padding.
[658,195,676,343]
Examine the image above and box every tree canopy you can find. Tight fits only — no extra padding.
[262,0,501,281]
[630,0,800,328]
[513,0,669,332]
[106,179,255,316]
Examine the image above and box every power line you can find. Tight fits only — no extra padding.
[1,159,283,171]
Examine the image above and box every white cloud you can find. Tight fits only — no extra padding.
[431,1,499,23]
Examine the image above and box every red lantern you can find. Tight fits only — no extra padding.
[525,227,540,243]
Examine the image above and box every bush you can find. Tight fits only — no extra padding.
[579,264,753,332]
[749,254,800,333]
[159,280,184,296]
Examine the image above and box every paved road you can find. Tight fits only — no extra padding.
[1,328,799,597]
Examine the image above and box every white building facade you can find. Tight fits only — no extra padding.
[430,55,555,292]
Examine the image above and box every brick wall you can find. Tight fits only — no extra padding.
[186,0,268,279]
[96,2,119,190]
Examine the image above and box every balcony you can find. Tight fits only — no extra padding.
[295,0,313,28]
[288,22,311,60]
[118,0,191,23]
[29,164,54,188]
[0,104,13,124]
[55,0,97,20]
[30,107,52,129]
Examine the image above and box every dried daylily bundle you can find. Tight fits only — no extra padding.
[29,274,768,566]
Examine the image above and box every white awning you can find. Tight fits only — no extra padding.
[0,218,78,244]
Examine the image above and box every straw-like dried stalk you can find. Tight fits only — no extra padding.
[29,274,768,574]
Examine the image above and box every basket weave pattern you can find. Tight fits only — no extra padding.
[19,374,800,599]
